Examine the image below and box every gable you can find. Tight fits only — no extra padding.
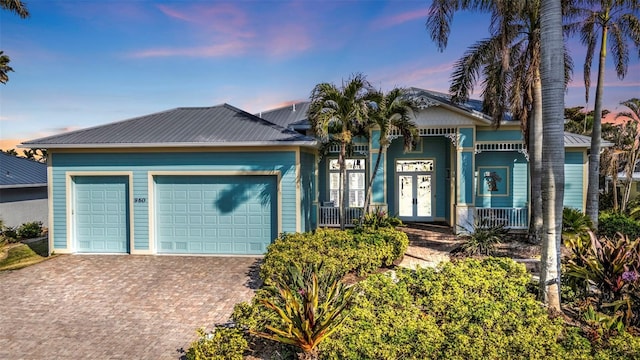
[413,105,492,127]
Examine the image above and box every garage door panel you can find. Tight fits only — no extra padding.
[74,176,129,253]
[156,175,275,255]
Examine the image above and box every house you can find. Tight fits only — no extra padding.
[21,88,594,255]
[0,152,48,227]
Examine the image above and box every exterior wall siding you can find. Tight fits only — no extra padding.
[386,136,450,220]
[300,151,317,231]
[50,150,299,253]
[474,151,528,208]
[564,150,585,211]
[0,187,48,227]
[476,129,523,142]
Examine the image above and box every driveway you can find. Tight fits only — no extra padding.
[0,255,260,360]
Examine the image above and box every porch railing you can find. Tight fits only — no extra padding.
[475,207,528,229]
[319,206,363,227]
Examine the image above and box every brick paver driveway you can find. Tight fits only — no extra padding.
[0,255,260,360]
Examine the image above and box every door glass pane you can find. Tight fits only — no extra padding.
[349,173,365,207]
[399,175,413,217]
[329,173,340,205]
[396,160,434,172]
[417,175,432,217]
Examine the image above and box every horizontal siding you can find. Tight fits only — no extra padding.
[564,151,584,211]
[475,151,528,208]
[50,151,297,253]
[476,129,523,142]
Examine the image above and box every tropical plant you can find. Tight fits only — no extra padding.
[427,0,572,246]
[361,88,418,217]
[568,0,640,227]
[355,206,403,231]
[616,98,640,212]
[308,74,376,230]
[539,0,566,311]
[453,220,508,256]
[563,207,593,241]
[252,264,354,359]
[0,0,29,84]
[185,327,248,360]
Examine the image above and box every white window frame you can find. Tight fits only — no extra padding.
[328,158,366,208]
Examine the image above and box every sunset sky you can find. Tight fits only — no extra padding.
[1,0,639,149]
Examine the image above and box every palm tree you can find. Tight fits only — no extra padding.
[1,0,29,84]
[616,98,640,212]
[539,0,565,312]
[570,0,640,227]
[427,0,571,244]
[361,88,418,218]
[0,51,13,84]
[308,74,376,230]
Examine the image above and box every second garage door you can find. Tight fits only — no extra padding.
[155,175,277,255]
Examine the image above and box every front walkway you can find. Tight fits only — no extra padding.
[0,255,260,360]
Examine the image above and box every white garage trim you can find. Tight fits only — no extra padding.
[295,150,301,232]
[64,171,134,254]
[147,170,282,255]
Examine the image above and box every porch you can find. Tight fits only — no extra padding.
[318,205,528,230]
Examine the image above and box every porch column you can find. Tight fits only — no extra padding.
[456,127,475,232]
[369,129,387,211]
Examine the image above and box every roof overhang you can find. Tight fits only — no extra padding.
[0,183,47,190]
[18,141,320,149]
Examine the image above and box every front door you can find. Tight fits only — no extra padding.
[397,160,434,221]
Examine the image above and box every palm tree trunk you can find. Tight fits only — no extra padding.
[528,72,543,244]
[339,141,347,230]
[586,25,608,227]
[362,145,386,221]
[539,0,564,312]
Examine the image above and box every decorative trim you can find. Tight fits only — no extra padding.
[327,144,369,155]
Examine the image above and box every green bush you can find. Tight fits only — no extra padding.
[598,212,640,240]
[185,327,247,360]
[453,221,508,256]
[563,207,593,242]
[319,273,444,359]
[16,221,43,239]
[402,258,583,359]
[1,226,18,243]
[355,207,403,230]
[260,228,408,282]
[594,331,640,359]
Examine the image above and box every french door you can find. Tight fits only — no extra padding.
[397,160,434,221]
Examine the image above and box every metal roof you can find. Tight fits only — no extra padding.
[258,102,311,130]
[563,132,613,148]
[0,153,47,189]
[21,104,317,149]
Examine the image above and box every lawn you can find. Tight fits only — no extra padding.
[0,238,50,271]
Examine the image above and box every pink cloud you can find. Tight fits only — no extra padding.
[265,24,313,57]
[373,61,455,91]
[373,8,429,29]
[129,41,247,59]
[157,3,252,37]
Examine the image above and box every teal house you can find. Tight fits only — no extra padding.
[22,88,593,256]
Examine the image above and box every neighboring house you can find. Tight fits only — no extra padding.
[0,152,48,227]
[21,88,594,256]
[606,160,640,200]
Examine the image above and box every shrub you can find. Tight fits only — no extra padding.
[566,232,640,330]
[401,258,579,359]
[594,331,640,359]
[185,327,247,360]
[453,221,508,256]
[16,221,43,239]
[598,212,640,240]
[260,228,408,282]
[1,226,18,243]
[252,264,354,359]
[355,207,402,230]
[563,207,593,242]
[319,273,444,359]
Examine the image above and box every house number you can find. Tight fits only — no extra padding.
[134,198,146,203]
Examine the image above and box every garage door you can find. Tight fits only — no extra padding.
[155,175,276,255]
[74,176,129,253]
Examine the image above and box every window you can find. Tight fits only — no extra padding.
[329,159,365,207]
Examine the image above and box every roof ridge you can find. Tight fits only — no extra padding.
[221,103,313,140]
